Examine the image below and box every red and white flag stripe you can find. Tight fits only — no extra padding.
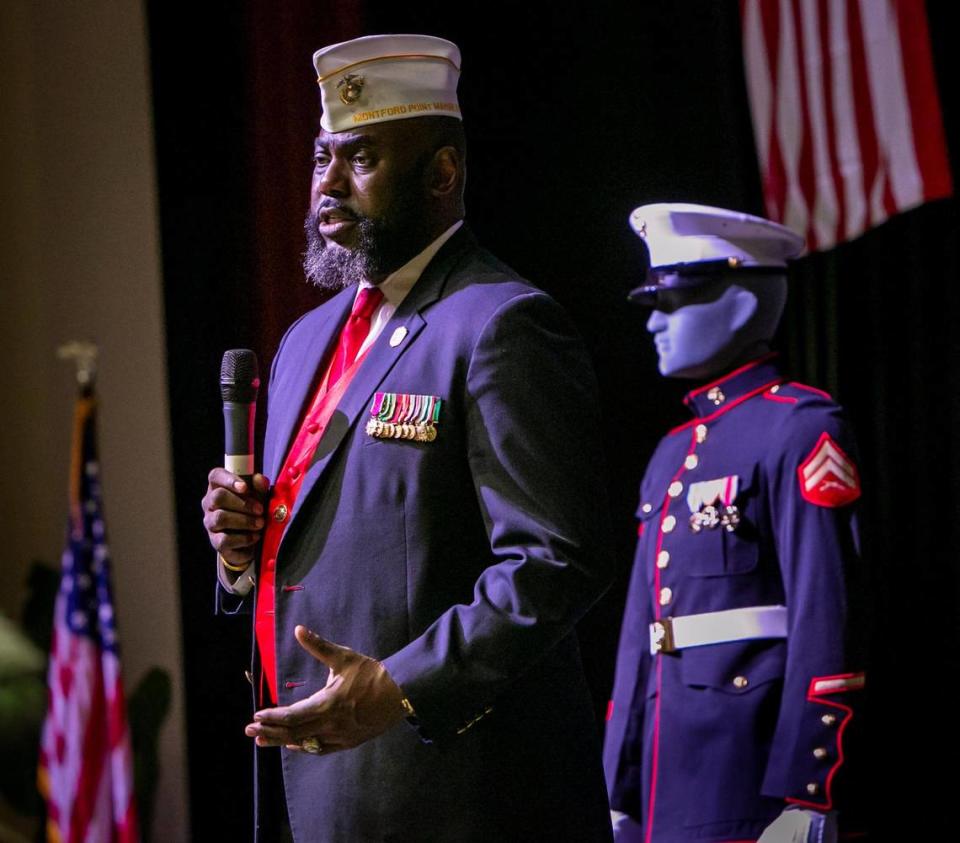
[741,0,952,251]
[39,632,137,842]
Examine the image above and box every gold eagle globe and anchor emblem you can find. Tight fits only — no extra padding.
[337,73,365,105]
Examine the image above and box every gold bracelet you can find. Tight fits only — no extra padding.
[219,554,251,573]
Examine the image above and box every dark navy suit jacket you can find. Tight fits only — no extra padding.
[231,227,614,842]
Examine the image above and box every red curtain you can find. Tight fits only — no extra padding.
[244,1,366,375]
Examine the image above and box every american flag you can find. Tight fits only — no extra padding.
[38,390,139,843]
[740,0,952,251]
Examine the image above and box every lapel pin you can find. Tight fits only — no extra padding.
[389,327,408,348]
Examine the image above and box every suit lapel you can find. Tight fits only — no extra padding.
[284,225,477,530]
[265,287,353,480]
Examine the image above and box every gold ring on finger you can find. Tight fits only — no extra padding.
[300,736,322,754]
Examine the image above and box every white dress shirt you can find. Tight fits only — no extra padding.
[355,219,463,359]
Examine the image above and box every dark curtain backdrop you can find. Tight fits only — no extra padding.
[148,1,958,839]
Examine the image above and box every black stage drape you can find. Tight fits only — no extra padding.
[149,2,958,838]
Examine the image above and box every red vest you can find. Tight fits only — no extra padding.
[255,288,382,703]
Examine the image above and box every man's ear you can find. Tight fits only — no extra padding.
[730,286,759,333]
[429,146,460,197]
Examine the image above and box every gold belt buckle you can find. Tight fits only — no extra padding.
[651,617,676,654]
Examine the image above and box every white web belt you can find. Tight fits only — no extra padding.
[649,605,788,655]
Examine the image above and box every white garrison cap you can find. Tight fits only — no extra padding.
[313,34,462,133]
[629,203,805,271]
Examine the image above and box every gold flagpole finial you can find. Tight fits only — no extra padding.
[57,341,99,388]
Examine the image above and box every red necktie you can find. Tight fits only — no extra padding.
[326,286,384,386]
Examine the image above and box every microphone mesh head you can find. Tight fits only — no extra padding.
[220,349,260,402]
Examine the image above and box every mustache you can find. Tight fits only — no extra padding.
[314,200,360,223]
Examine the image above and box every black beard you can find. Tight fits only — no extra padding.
[302,164,432,291]
[302,212,380,292]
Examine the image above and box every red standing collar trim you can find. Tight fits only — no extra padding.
[683,351,779,402]
[669,379,784,435]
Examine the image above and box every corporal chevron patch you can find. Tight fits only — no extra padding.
[797,432,861,507]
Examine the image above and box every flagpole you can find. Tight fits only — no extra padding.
[57,342,99,538]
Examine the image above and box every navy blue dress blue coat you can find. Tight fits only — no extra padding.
[604,356,864,843]
[225,227,615,842]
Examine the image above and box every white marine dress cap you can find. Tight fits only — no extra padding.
[628,203,805,304]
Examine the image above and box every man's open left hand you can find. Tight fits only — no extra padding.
[245,625,407,755]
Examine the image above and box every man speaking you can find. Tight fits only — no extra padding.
[201,34,614,842]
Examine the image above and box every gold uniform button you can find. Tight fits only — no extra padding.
[821,714,838,726]
[661,515,677,533]
[806,783,820,796]
[668,481,683,498]
[695,424,708,443]
[659,587,672,606]
[684,454,699,470]
[707,386,725,405]
[656,550,670,569]
[273,504,289,522]
[641,502,653,513]
[813,747,828,760]
[732,675,749,689]
[770,384,780,394]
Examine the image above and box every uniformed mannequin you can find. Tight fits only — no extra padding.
[604,204,864,843]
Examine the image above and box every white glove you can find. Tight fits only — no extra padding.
[758,808,837,843]
[610,810,645,842]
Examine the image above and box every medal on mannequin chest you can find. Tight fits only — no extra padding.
[638,431,754,592]
[687,476,741,533]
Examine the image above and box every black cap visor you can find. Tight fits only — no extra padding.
[627,260,785,307]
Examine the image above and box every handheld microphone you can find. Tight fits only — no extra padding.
[220,349,260,481]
